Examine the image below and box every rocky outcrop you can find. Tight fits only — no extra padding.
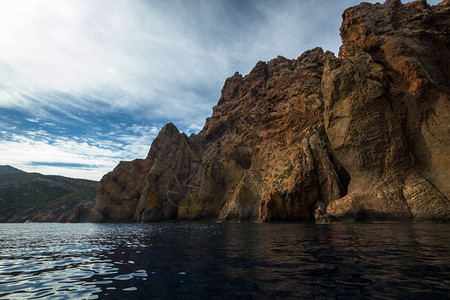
[321,0,450,222]
[83,0,449,223]
[87,48,350,223]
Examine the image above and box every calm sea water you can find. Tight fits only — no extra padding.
[0,223,449,299]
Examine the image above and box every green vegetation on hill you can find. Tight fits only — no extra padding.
[0,165,25,175]
[0,165,98,222]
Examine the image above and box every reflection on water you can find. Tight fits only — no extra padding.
[0,223,449,299]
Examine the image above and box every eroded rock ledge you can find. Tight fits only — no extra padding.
[76,0,450,223]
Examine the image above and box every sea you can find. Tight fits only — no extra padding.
[0,223,449,299]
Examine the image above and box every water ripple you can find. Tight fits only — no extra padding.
[0,223,449,299]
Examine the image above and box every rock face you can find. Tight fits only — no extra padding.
[84,0,449,223]
[321,0,450,222]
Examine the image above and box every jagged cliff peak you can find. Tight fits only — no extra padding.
[160,122,180,134]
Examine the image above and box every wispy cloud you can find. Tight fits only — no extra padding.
[0,0,227,125]
[0,123,160,180]
[28,162,101,169]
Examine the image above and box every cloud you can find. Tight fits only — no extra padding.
[26,118,40,123]
[0,123,160,180]
[0,0,228,125]
[28,162,100,169]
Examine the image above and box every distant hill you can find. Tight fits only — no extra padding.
[0,166,98,222]
[0,165,25,175]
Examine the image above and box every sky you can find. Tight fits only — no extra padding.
[0,0,442,180]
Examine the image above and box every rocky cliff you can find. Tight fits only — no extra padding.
[83,0,450,223]
[321,0,450,222]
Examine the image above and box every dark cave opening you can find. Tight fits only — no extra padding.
[339,165,351,197]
